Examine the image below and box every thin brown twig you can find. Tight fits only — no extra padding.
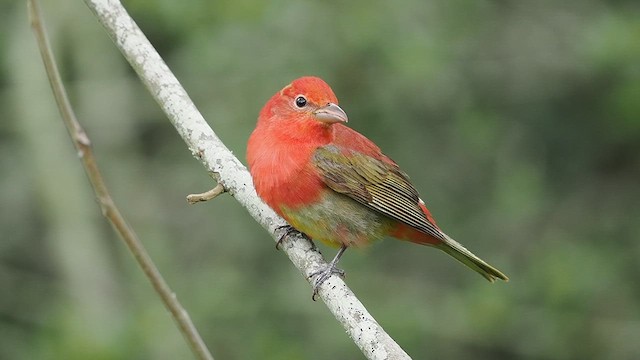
[27,1,215,359]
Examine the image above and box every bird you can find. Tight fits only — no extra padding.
[247,76,507,299]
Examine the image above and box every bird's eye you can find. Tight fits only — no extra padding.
[295,96,307,108]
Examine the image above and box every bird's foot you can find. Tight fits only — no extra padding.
[308,263,346,301]
[275,225,307,250]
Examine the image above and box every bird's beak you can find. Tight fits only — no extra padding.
[313,103,348,124]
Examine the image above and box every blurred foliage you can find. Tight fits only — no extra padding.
[2,0,640,359]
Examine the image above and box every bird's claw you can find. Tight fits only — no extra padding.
[275,225,306,250]
[275,225,295,250]
[308,264,346,301]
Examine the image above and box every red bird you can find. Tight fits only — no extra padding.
[247,76,507,298]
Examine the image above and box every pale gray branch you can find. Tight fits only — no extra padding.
[82,0,411,358]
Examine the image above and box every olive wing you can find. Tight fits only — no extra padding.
[312,145,444,241]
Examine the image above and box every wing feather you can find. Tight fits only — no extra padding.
[312,145,444,241]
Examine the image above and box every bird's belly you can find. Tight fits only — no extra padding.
[280,190,392,248]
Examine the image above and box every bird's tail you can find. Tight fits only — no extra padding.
[437,233,508,282]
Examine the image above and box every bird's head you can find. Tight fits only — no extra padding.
[259,76,348,127]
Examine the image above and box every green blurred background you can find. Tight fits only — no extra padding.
[2,0,639,359]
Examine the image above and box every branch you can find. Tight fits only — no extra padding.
[27,1,214,360]
[82,0,411,358]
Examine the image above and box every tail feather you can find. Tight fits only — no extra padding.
[438,233,508,282]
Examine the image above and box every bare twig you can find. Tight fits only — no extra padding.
[27,1,215,360]
[79,0,411,358]
[187,183,225,204]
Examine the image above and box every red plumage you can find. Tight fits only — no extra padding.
[247,76,507,297]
